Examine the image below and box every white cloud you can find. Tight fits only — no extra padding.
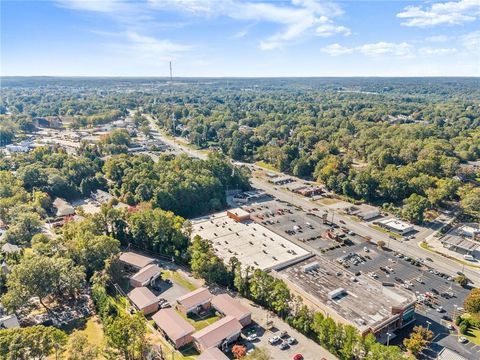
[150,0,348,50]
[105,31,193,65]
[315,24,351,37]
[459,30,480,51]
[56,0,126,13]
[425,35,450,42]
[397,0,480,27]
[357,42,412,57]
[321,43,353,55]
[419,47,457,55]
[321,41,460,59]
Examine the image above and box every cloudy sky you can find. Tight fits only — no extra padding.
[1,0,479,76]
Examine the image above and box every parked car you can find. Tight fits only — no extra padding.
[279,342,290,350]
[280,331,289,338]
[430,288,439,295]
[458,336,468,343]
[269,336,281,345]
[293,355,304,360]
[286,337,297,345]
[247,334,258,342]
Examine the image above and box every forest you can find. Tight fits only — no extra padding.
[2,77,479,221]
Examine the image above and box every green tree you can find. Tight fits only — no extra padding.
[105,312,150,360]
[2,255,85,311]
[189,236,231,286]
[403,325,433,356]
[4,212,42,245]
[65,332,98,360]
[402,193,429,224]
[458,185,480,219]
[0,325,67,360]
[455,275,470,287]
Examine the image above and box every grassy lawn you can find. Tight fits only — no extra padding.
[153,337,198,360]
[48,316,105,360]
[464,325,480,345]
[255,161,278,172]
[161,270,197,291]
[317,198,340,205]
[368,224,402,239]
[177,309,220,331]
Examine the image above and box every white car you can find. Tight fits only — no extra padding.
[247,334,258,342]
[458,336,468,343]
[447,324,453,330]
[268,336,281,345]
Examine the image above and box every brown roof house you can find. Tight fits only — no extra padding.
[192,315,242,352]
[127,287,159,315]
[130,264,161,288]
[176,287,213,315]
[197,347,229,360]
[152,308,195,349]
[211,294,251,327]
[119,252,155,271]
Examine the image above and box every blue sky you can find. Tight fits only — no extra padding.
[1,0,479,76]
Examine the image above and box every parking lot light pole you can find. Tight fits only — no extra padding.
[386,332,392,346]
[426,320,431,331]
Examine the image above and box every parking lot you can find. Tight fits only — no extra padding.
[236,314,336,360]
[322,242,474,359]
[247,200,359,250]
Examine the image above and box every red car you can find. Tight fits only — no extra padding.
[293,355,303,360]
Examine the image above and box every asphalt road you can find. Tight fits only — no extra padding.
[145,114,208,160]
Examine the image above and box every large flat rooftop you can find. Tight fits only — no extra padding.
[191,212,311,271]
[278,256,416,333]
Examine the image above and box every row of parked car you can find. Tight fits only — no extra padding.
[268,331,297,350]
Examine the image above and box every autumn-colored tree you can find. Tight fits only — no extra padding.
[464,288,480,315]
[232,344,247,359]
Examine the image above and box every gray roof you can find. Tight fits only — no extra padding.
[119,252,155,269]
[1,243,21,254]
[130,264,161,285]
[152,308,195,341]
[128,287,158,310]
[0,315,20,329]
[437,347,468,360]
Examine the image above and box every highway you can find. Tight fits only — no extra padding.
[144,118,480,287]
[145,114,208,160]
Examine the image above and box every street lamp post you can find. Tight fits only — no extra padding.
[426,320,431,331]
[386,332,392,346]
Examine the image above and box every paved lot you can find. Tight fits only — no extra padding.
[322,242,474,359]
[248,199,357,250]
[231,295,337,360]
[250,176,480,287]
